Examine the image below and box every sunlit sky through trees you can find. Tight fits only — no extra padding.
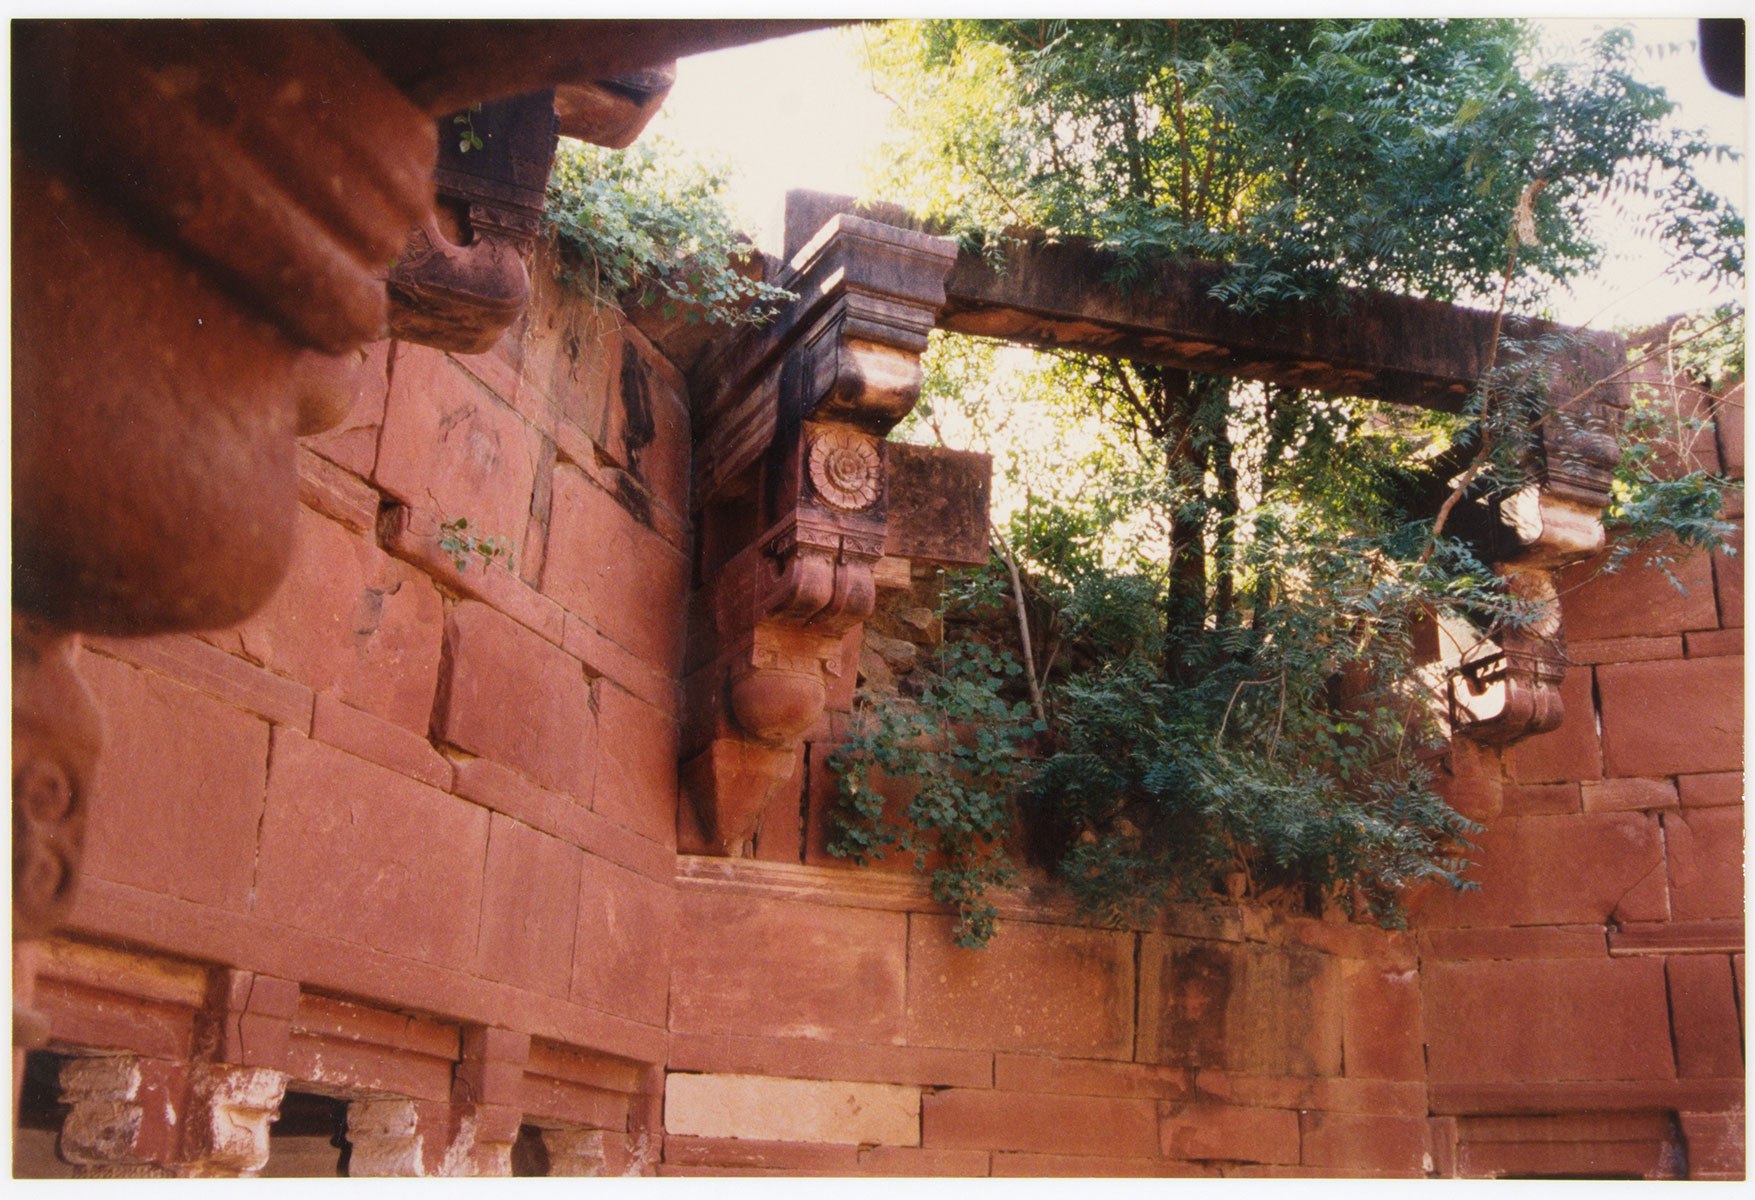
[654,18,1748,332]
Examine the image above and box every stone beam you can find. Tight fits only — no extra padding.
[780,189,1623,415]
[778,192,1632,752]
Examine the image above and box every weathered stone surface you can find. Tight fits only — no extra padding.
[1503,666,1601,784]
[310,692,451,790]
[1423,957,1674,1083]
[433,600,596,798]
[1341,961,1425,1081]
[669,1031,990,1090]
[374,343,544,566]
[1679,1109,1746,1180]
[1597,655,1743,777]
[300,340,394,478]
[81,654,268,912]
[992,1054,1191,1100]
[1419,812,1666,928]
[255,731,487,969]
[231,506,445,732]
[1666,954,1743,1079]
[590,682,679,847]
[1581,776,1678,812]
[475,815,582,997]
[57,1054,186,1174]
[1555,544,1719,641]
[665,1072,920,1146]
[543,462,688,676]
[923,1089,1158,1157]
[1677,771,1743,808]
[181,1063,288,1177]
[1299,1110,1427,1174]
[906,916,1134,1060]
[1138,936,1343,1077]
[883,442,992,566]
[1159,1102,1301,1165]
[670,890,907,1044]
[571,851,675,1027]
[1664,806,1745,922]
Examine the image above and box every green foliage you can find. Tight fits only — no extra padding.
[829,637,1041,947]
[861,19,1742,309]
[832,20,1743,945]
[544,139,794,325]
[452,104,484,154]
[437,517,513,575]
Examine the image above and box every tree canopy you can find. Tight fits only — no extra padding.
[829,19,1744,945]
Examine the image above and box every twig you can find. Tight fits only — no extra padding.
[992,525,1048,726]
[1214,676,1277,747]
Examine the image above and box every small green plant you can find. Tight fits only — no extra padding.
[453,103,484,154]
[829,636,1042,948]
[437,517,513,574]
[544,139,794,326]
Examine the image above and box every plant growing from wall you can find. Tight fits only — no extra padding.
[437,516,514,574]
[830,19,1742,945]
[545,138,794,326]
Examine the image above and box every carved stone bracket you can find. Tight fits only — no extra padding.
[1450,348,1629,745]
[388,90,559,353]
[682,213,964,852]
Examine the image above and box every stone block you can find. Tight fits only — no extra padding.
[1341,961,1425,1080]
[1501,782,1579,816]
[296,444,381,533]
[922,1089,1159,1156]
[1597,655,1743,777]
[1664,806,1744,922]
[543,462,687,676]
[87,633,313,732]
[1685,627,1743,657]
[1299,1110,1427,1174]
[310,693,451,789]
[669,890,907,1044]
[1423,957,1673,1084]
[1679,1110,1746,1180]
[572,852,675,1027]
[855,1146,991,1176]
[613,335,693,525]
[1557,545,1718,642]
[992,1054,1191,1100]
[372,342,542,566]
[300,337,393,478]
[991,1152,1216,1177]
[1713,528,1742,628]
[750,745,807,864]
[433,600,596,798]
[232,506,445,732]
[905,916,1135,1060]
[1159,1102,1300,1165]
[254,731,487,969]
[590,682,679,848]
[662,1136,859,1173]
[1567,635,1686,664]
[476,815,583,997]
[1138,936,1343,1077]
[1667,954,1743,1079]
[1581,776,1678,813]
[1419,812,1666,928]
[667,1032,992,1090]
[664,1073,920,1146]
[81,654,269,911]
[1422,925,1608,960]
[1714,382,1744,477]
[1678,772,1743,808]
[1504,667,1601,784]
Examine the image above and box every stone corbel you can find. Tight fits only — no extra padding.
[683,213,961,853]
[1450,348,1628,744]
[388,90,559,353]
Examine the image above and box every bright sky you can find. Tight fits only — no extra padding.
[652,18,1749,333]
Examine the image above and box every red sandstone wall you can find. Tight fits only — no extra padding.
[47,254,689,1150]
[1412,367,1745,1179]
[30,260,1743,1178]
